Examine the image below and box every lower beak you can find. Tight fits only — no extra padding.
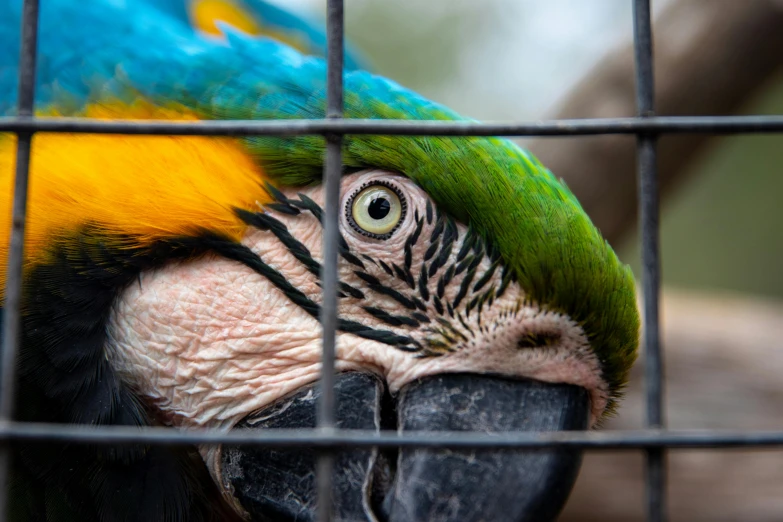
[218,372,589,522]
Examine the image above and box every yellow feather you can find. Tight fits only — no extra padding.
[189,0,310,54]
[190,0,263,36]
[0,102,271,296]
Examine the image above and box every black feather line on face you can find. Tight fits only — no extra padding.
[252,195,434,320]
[378,259,395,277]
[423,240,439,263]
[496,264,515,299]
[206,228,419,351]
[428,219,456,278]
[392,262,414,289]
[418,263,430,302]
[435,317,470,343]
[236,208,321,276]
[407,216,423,248]
[452,267,476,309]
[256,186,516,360]
[341,250,366,270]
[412,296,428,313]
[456,226,476,263]
[472,259,500,294]
[235,209,365,300]
[363,306,421,328]
[291,193,323,222]
[403,241,413,271]
[429,212,445,245]
[433,296,445,316]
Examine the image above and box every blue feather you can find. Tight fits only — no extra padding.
[0,0,366,114]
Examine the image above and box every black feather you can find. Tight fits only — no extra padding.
[12,226,243,522]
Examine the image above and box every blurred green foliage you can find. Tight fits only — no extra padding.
[345,0,490,95]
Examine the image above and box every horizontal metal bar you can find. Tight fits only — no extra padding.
[4,423,783,450]
[3,115,783,137]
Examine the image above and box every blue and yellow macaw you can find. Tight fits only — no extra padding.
[0,1,639,521]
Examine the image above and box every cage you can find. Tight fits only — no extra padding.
[3,1,783,521]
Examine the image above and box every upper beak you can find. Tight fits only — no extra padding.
[219,371,589,522]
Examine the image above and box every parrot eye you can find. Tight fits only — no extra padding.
[346,181,407,239]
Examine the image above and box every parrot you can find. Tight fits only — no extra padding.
[0,0,640,521]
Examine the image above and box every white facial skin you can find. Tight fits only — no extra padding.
[106,170,607,437]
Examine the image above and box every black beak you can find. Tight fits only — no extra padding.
[219,372,589,522]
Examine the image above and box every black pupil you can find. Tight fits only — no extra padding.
[368,197,391,220]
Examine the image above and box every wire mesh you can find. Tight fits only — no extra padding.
[2,1,781,521]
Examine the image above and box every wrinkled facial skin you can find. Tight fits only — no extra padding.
[106,170,606,433]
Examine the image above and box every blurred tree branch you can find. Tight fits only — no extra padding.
[528,3,783,518]
[526,0,783,247]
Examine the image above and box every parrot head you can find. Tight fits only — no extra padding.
[0,1,639,521]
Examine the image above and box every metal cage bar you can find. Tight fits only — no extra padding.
[632,1,666,521]
[1,1,781,521]
[0,0,40,519]
[316,1,345,520]
[3,115,783,136]
[1,423,783,449]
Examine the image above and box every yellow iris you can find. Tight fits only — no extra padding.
[351,185,403,236]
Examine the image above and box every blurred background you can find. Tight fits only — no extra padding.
[269,0,783,520]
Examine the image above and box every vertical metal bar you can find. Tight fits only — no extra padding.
[633,1,666,522]
[0,0,40,519]
[317,0,344,521]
